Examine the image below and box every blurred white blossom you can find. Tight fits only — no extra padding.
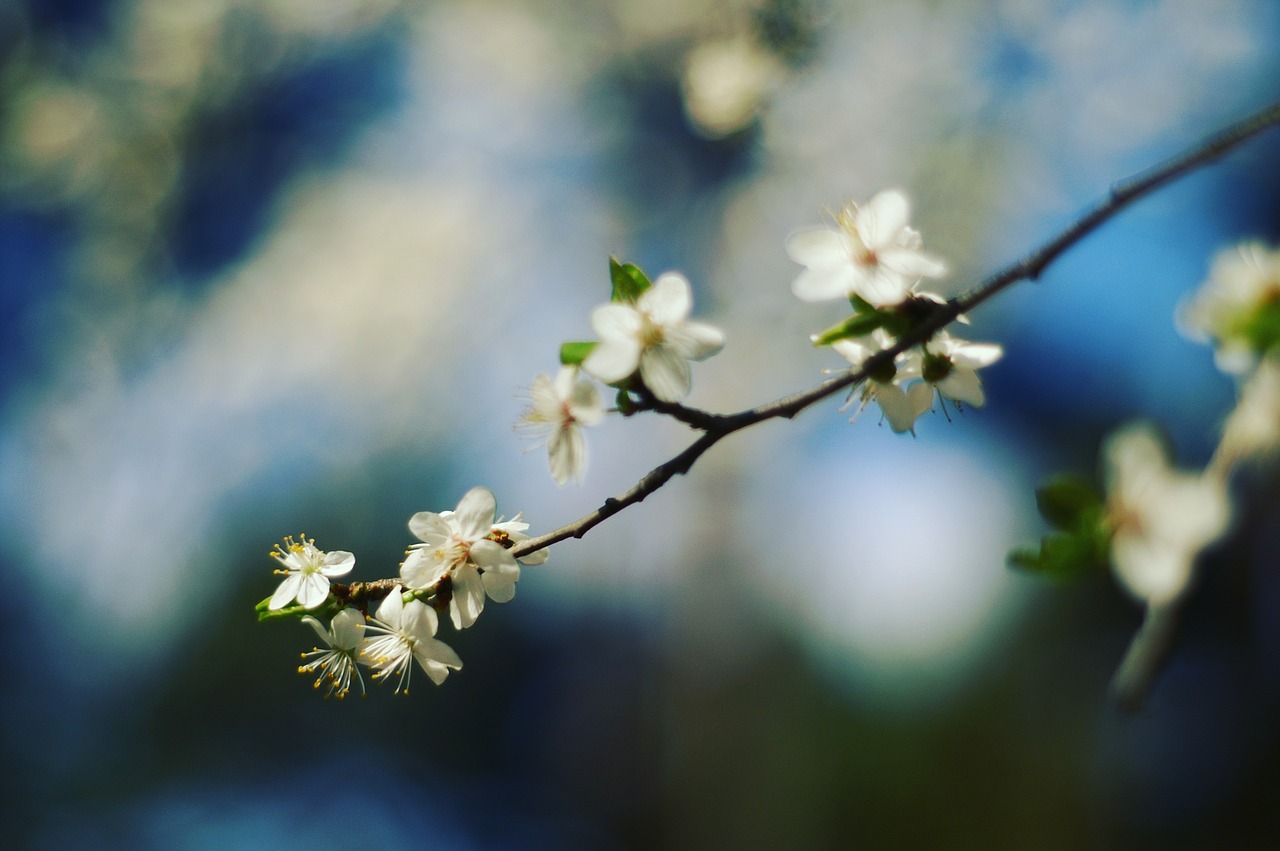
[518,367,605,486]
[1179,241,1280,373]
[1218,355,1280,467]
[1104,423,1229,607]
[682,36,781,138]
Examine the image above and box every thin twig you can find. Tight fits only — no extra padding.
[512,100,1280,560]
[1110,602,1182,712]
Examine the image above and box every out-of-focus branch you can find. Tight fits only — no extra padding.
[512,100,1280,560]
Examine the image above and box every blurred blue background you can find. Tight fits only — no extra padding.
[2,0,1279,847]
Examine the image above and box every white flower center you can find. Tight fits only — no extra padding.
[837,205,878,266]
[639,314,666,348]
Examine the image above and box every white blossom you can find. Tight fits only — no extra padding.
[268,535,355,610]
[1218,355,1280,467]
[400,487,524,629]
[787,190,947,308]
[1104,423,1230,607]
[831,330,933,434]
[518,366,605,485]
[362,586,462,693]
[922,332,1004,408]
[298,608,367,699]
[682,36,780,138]
[582,272,725,402]
[1178,241,1280,373]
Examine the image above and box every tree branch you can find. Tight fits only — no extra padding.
[512,100,1280,560]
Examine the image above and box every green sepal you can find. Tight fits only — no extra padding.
[560,341,597,366]
[257,597,334,623]
[921,352,952,384]
[1230,300,1280,356]
[610,258,651,303]
[1035,474,1104,532]
[879,295,950,339]
[811,311,884,346]
[615,387,637,414]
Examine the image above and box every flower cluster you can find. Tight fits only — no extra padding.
[788,190,1002,433]
[518,263,726,485]
[264,487,541,698]
[1015,240,1280,634]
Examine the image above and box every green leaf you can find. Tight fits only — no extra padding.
[559,341,597,366]
[811,311,884,346]
[1035,474,1104,532]
[1007,531,1106,580]
[610,258,651,303]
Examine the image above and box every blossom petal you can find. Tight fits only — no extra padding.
[1112,534,1190,606]
[568,378,605,426]
[296,573,331,609]
[876,382,931,433]
[474,544,520,603]
[401,548,449,589]
[938,368,985,407]
[301,615,331,645]
[879,246,948,280]
[832,337,874,368]
[874,384,916,433]
[853,266,910,307]
[481,569,519,603]
[642,273,693,325]
[375,585,406,625]
[907,381,935,418]
[407,511,452,546]
[583,338,642,384]
[330,609,366,651]
[857,190,910,248]
[666,321,725,362]
[454,487,496,541]
[791,265,857,302]
[950,342,1003,369]
[548,421,587,485]
[471,540,518,572]
[530,373,561,419]
[640,344,692,402]
[590,303,643,343]
[400,597,440,640]
[269,574,303,610]
[320,550,355,577]
[786,228,849,266]
[416,638,463,685]
[450,566,486,629]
